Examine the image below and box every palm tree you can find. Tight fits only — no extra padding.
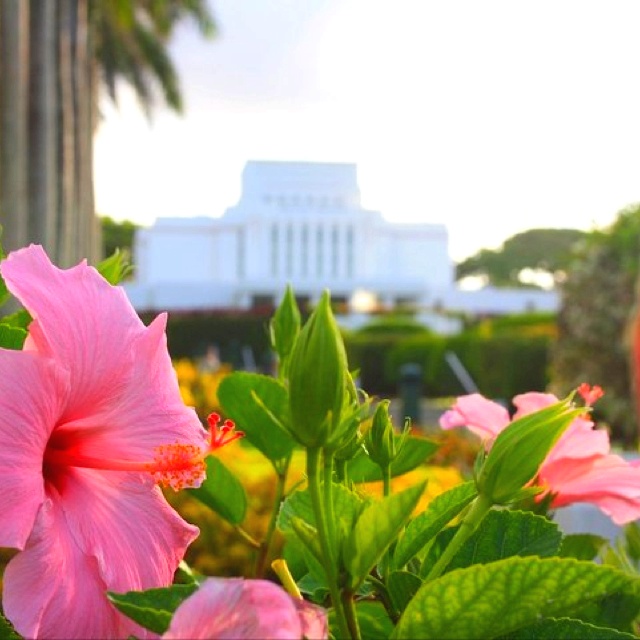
[0,0,215,266]
[92,0,215,115]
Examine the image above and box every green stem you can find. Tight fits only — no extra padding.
[342,589,362,640]
[425,493,492,582]
[323,451,338,557]
[335,457,348,484]
[255,459,290,578]
[307,447,351,639]
[234,524,261,550]
[377,464,393,580]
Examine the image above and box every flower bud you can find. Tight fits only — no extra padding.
[269,285,301,374]
[476,398,582,504]
[366,400,397,468]
[288,291,350,448]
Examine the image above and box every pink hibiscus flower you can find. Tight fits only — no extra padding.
[162,578,328,639]
[0,245,233,639]
[440,389,640,525]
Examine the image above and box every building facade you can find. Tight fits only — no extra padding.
[124,160,558,327]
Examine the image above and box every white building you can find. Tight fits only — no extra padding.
[125,160,558,329]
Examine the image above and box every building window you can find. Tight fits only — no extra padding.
[316,226,324,277]
[301,224,309,277]
[346,225,354,278]
[286,223,293,277]
[271,223,279,276]
[331,225,339,277]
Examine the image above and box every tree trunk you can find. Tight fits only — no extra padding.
[28,0,58,254]
[0,0,99,267]
[0,0,29,254]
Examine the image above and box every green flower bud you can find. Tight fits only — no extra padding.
[269,285,301,375]
[288,290,350,448]
[366,400,397,468]
[476,397,583,505]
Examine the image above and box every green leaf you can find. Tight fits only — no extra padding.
[572,587,640,634]
[281,534,330,596]
[0,612,21,639]
[278,484,364,537]
[0,231,9,309]
[388,570,423,613]
[218,372,295,464]
[96,249,133,284]
[344,482,426,590]
[186,456,247,525]
[393,481,477,569]
[108,583,198,634]
[394,556,637,639]
[0,309,30,329]
[290,516,323,565]
[498,616,637,639]
[559,534,608,561]
[421,509,562,577]
[347,434,439,483]
[0,324,26,350]
[354,601,395,640]
[623,522,640,562]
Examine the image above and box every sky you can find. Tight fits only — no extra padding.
[93,0,640,263]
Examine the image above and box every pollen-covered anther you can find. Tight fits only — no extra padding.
[577,383,604,407]
[147,443,207,491]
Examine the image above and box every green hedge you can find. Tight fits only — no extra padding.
[152,311,553,402]
[142,311,276,371]
[345,332,553,401]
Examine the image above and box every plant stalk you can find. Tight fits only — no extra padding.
[307,447,351,639]
[255,458,290,577]
[425,493,492,582]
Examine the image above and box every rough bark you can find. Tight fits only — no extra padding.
[28,0,58,254]
[0,0,99,266]
[0,0,29,253]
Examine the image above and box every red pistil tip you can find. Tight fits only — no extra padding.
[148,443,206,491]
[207,412,244,451]
[577,383,604,406]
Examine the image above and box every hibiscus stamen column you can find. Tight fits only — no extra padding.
[44,412,244,491]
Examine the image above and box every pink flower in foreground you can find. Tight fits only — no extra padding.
[0,245,237,639]
[162,577,328,640]
[440,389,640,525]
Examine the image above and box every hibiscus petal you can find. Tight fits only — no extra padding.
[56,314,207,462]
[439,393,510,442]
[543,417,610,465]
[542,454,640,525]
[0,350,68,549]
[512,392,558,418]
[163,578,307,640]
[0,245,146,418]
[294,598,329,639]
[54,467,199,592]
[3,498,151,640]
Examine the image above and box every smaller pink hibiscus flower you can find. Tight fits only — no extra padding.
[162,577,328,640]
[440,387,640,525]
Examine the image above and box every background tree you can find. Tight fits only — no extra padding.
[101,215,138,259]
[549,203,640,446]
[0,0,215,267]
[456,228,586,288]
